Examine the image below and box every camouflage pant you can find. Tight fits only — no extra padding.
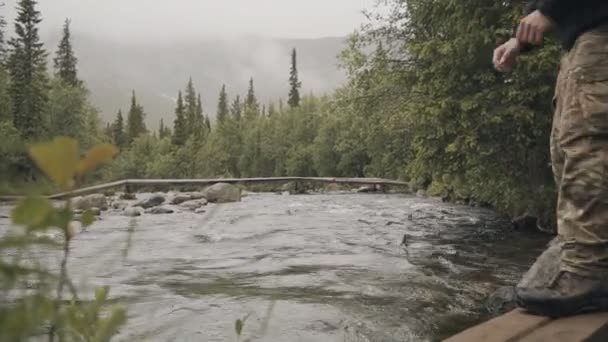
[551,28,608,276]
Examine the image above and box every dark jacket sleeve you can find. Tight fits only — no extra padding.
[537,0,567,23]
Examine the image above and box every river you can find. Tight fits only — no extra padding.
[0,192,550,341]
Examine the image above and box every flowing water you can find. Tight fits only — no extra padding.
[0,192,550,341]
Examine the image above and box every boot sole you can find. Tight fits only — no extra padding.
[517,295,608,318]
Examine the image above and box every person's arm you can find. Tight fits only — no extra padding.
[516,1,540,53]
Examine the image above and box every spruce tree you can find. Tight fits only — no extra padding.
[230,95,242,124]
[103,122,112,140]
[216,84,229,123]
[244,77,259,122]
[159,118,171,139]
[172,91,187,146]
[184,77,197,136]
[111,109,126,148]
[0,5,6,63]
[53,19,80,87]
[7,0,48,139]
[126,90,147,144]
[288,48,301,108]
[193,93,206,140]
[268,103,276,117]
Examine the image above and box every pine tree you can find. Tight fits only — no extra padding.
[158,118,171,139]
[244,77,259,121]
[53,19,80,87]
[288,48,301,108]
[230,95,242,124]
[111,109,126,148]
[193,93,207,140]
[104,122,112,139]
[0,4,6,63]
[184,77,197,136]
[268,103,276,117]
[7,0,48,139]
[126,90,147,144]
[216,84,229,123]
[172,91,187,146]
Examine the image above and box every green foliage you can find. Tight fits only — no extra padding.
[0,66,11,122]
[46,78,87,139]
[1,137,124,341]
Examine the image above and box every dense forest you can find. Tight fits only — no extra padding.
[0,0,560,226]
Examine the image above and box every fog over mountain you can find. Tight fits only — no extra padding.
[42,32,348,127]
[3,0,372,127]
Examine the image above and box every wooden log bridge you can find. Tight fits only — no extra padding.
[0,177,410,201]
[444,309,608,342]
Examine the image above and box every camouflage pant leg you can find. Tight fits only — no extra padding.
[551,55,568,187]
[556,29,608,276]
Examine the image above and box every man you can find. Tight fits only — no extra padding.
[493,1,608,318]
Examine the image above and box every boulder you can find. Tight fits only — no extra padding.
[194,208,207,214]
[145,206,175,215]
[73,194,108,211]
[416,189,427,198]
[486,237,561,316]
[170,194,191,205]
[512,214,541,233]
[111,201,129,210]
[325,183,340,192]
[170,192,207,205]
[356,185,376,193]
[119,192,137,200]
[203,183,241,203]
[123,207,143,217]
[180,199,208,211]
[135,194,166,209]
[188,192,207,200]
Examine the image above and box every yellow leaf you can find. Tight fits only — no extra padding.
[29,137,79,189]
[77,144,119,176]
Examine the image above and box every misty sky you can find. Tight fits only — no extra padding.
[3,0,376,40]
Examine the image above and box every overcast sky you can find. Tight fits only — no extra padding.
[2,0,376,40]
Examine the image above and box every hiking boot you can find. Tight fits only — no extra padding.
[515,271,608,318]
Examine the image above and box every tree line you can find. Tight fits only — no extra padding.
[1,0,560,227]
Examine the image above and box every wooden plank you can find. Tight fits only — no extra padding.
[442,309,551,342]
[519,313,608,342]
[0,177,410,201]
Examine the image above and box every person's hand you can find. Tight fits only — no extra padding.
[516,10,553,45]
[493,38,521,72]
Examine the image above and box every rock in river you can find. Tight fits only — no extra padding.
[203,183,241,203]
[145,206,175,215]
[180,199,208,211]
[135,194,166,209]
[73,194,108,211]
[123,207,143,217]
[486,237,561,315]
